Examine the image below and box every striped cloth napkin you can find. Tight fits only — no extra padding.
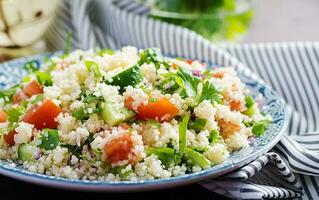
[44,0,319,199]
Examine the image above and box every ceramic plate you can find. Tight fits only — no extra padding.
[0,52,286,191]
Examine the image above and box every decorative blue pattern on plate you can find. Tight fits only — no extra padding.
[0,53,286,191]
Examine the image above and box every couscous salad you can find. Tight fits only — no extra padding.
[0,47,271,181]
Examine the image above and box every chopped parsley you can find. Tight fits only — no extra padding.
[252,120,271,136]
[39,129,60,150]
[85,61,102,78]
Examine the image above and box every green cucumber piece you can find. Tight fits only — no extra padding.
[18,143,38,162]
[184,148,210,169]
[106,65,142,93]
[244,104,258,117]
[101,101,135,126]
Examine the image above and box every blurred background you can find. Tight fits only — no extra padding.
[0,0,318,62]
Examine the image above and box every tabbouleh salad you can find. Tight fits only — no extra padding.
[0,47,271,181]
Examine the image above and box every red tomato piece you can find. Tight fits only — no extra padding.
[229,100,241,111]
[13,90,28,104]
[3,130,16,146]
[136,98,178,121]
[22,99,62,130]
[124,97,134,110]
[185,59,193,65]
[104,134,133,164]
[213,72,224,79]
[0,110,7,122]
[23,80,43,97]
[218,120,241,139]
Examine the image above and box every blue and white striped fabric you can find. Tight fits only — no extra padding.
[44,0,319,199]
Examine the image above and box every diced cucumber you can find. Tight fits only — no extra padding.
[101,101,135,126]
[184,148,210,169]
[18,143,38,162]
[106,65,142,93]
[244,104,258,117]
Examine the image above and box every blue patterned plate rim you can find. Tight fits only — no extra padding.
[0,52,287,191]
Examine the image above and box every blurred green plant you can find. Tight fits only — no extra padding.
[140,0,254,42]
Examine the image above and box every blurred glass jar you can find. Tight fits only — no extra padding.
[0,0,60,61]
[140,0,254,43]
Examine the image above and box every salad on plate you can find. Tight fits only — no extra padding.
[0,47,271,181]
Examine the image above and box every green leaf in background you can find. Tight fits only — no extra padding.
[146,0,254,41]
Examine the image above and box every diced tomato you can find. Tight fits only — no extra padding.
[218,120,241,138]
[104,134,133,164]
[172,63,178,69]
[0,110,7,122]
[119,123,130,130]
[3,130,16,146]
[124,97,134,110]
[13,90,28,104]
[213,72,224,79]
[23,80,43,97]
[229,100,241,111]
[185,59,193,65]
[136,98,178,121]
[22,99,62,130]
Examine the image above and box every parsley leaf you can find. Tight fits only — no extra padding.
[96,48,114,56]
[146,147,176,165]
[197,80,221,103]
[209,130,221,144]
[252,120,271,136]
[35,71,53,86]
[245,96,254,108]
[0,84,20,104]
[39,129,59,150]
[23,60,40,73]
[6,106,26,124]
[176,114,190,164]
[174,67,220,104]
[138,48,159,65]
[62,144,83,158]
[31,94,44,105]
[188,118,207,132]
[85,61,102,78]
[175,67,201,97]
[72,107,87,121]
